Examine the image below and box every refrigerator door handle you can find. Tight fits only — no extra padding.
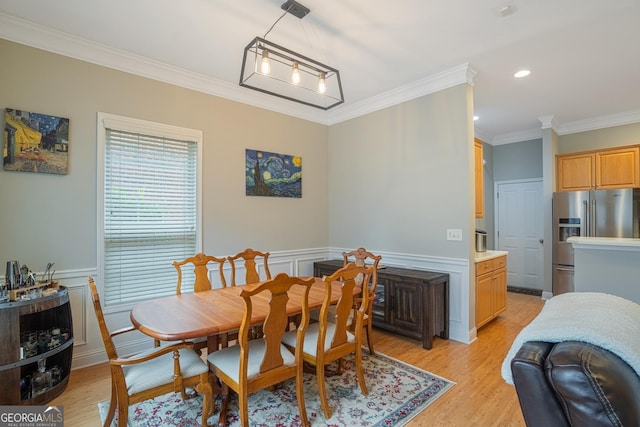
[583,199,589,237]
[591,198,597,237]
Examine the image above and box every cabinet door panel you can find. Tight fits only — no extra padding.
[476,273,494,328]
[493,270,507,315]
[596,147,640,189]
[390,281,422,333]
[557,153,595,191]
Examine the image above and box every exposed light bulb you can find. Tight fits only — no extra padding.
[514,69,530,78]
[261,50,270,75]
[291,62,301,85]
[318,72,326,94]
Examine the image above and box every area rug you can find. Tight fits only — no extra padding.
[98,350,454,426]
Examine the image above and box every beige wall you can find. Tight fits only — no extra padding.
[1,39,479,352]
[0,39,329,271]
[328,84,474,259]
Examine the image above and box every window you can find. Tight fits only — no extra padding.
[97,113,202,308]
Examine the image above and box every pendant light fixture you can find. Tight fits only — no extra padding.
[239,0,344,110]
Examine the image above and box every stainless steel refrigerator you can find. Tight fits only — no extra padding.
[552,188,640,294]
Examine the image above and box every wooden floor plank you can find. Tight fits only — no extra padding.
[50,292,544,426]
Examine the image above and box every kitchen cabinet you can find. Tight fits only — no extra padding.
[557,145,640,191]
[0,288,74,404]
[314,260,449,350]
[475,138,484,218]
[475,254,507,329]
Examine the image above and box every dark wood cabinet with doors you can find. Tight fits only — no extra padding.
[0,287,74,405]
[314,260,449,349]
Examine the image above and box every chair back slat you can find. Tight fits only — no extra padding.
[238,273,313,377]
[228,248,271,286]
[342,247,381,297]
[173,253,227,294]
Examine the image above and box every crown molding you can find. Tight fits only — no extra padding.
[327,64,476,125]
[0,12,473,127]
[554,109,640,135]
[3,12,638,138]
[0,12,329,125]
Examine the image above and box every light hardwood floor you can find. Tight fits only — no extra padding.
[50,292,544,426]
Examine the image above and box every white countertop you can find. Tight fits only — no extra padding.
[474,250,508,262]
[567,236,640,252]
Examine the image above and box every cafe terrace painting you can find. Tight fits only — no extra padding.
[4,108,70,175]
[245,149,302,198]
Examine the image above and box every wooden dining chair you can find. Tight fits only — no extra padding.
[228,248,275,336]
[207,273,315,427]
[227,248,271,286]
[281,263,374,419]
[174,252,227,294]
[88,276,213,427]
[154,253,228,351]
[342,247,382,354]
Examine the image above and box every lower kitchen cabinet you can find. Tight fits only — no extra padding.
[314,260,449,349]
[475,255,507,329]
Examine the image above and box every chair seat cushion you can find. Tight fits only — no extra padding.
[123,347,208,395]
[207,339,295,384]
[282,322,355,357]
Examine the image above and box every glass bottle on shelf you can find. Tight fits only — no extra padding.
[31,359,52,397]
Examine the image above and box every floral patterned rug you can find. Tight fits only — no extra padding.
[98,350,454,426]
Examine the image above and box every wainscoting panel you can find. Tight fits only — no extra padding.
[35,247,472,370]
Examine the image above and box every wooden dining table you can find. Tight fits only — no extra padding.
[130,276,353,353]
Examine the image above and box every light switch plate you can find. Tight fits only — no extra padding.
[446,228,462,241]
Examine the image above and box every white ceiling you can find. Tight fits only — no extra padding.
[1,0,639,145]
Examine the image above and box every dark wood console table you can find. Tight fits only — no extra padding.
[314,260,449,350]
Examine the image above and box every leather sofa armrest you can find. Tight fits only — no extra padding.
[511,341,569,427]
[547,341,640,427]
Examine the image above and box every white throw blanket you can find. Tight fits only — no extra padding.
[501,292,640,385]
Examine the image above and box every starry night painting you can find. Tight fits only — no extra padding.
[245,149,302,198]
[4,108,70,175]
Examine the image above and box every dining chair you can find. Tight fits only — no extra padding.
[227,248,271,286]
[207,273,315,427]
[88,276,213,427]
[174,252,227,294]
[153,253,228,351]
[342,247,382,354]
[228,248,278,336]
[281,262,374,419]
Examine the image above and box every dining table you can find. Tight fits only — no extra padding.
[130,276,356,353]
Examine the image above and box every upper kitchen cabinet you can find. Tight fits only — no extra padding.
[557,145,640,192]
[475,138,484,218]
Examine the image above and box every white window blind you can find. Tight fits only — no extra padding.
[100,117,200,307]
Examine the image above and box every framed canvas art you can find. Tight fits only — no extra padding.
[245,149,302,198]
[4,108,70,175]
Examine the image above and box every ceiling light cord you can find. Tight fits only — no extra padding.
[263,7,291,39]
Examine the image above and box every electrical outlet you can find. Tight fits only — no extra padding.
[446,228,462,241]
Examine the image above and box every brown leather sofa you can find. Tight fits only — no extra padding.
[510,340,640,427]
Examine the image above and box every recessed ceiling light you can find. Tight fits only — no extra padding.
[514,69,531,78]
[473,115,479,121]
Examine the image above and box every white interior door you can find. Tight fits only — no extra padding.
[495,180,543,289]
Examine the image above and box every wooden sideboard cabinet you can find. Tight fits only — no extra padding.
[475,255,507,329]
[314,260,449,350]
[0,287,74,405]
[557,145,640,191]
